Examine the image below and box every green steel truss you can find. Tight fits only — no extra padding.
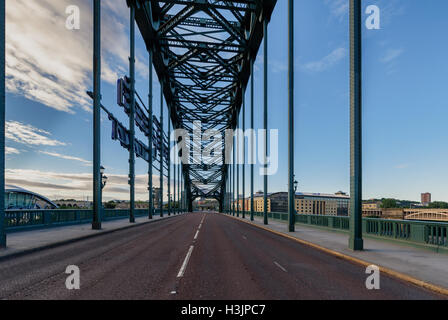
[130,0,276,206]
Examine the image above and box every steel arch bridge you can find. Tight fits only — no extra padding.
[0,0,366,251]
[133,0,276,209]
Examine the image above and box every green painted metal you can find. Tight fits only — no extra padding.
[168,121,171,216]
[233,135,236,216]
[4,209,170,233]
[236,120,240,218]
[239,211,448,252]
[160,81,164,218]
[174,156,176,215]
[250,60,254,222]
[148,51,154,220]
[128,5,136,224]
[349,0,363,250]
[288,0,295,233]
[0,0,5,247]
[92,0,102,231]
[263,19,268,226]
[242,87,246,219]
[133,2,276,203]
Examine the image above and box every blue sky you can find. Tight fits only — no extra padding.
[4,0,448,202]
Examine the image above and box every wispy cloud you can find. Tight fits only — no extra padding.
[302,47,347,73]
[39,151,92,166]
[6,146,20,155]
[5,169,171,201]
[394,163,410,169]
[380,48,404,63]
[325,0,349,21]
[6,0,146,114]
[6,121,66,146]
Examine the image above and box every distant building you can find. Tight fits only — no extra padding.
[54,200,92,209]
[5,185,58,210]
[362,201,381,210]
[421,193,431,206]
[235,191,350,216]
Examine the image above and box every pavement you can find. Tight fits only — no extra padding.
[0,212,444,300]
[231,213,448,293]
[0,213,182,260]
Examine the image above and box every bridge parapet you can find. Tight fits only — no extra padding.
[229,211,448,252]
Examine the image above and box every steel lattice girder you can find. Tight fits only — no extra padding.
[130,0,276,203]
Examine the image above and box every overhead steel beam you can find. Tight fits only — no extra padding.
[132,0,277,202]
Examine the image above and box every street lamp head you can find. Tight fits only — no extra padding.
[294,179,298,192]
[100,166,105,175]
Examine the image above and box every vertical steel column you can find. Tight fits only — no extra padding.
[349,0,364,251]
[178,160,180,214]
[174,155,176,215]
[160,81,164,218]
[288,0,295,232]
[92,0,102,230]
[148,51,154,220]
[250,60,254,222]
[263,19,269,225]
[232,135,236,216]
[229,165,231,214]
[179,164,184,213]
[236,119,240,218]
[0,0,6,248]
[242,89,246,219]
[128,5,136,224]
[229,163,232,214]
[168,121,171,216]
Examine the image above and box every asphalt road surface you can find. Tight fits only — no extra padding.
[0,212,444,300]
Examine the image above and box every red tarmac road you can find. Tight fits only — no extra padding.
[0,212,444,300]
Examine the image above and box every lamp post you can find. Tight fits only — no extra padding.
[100,166,108,190]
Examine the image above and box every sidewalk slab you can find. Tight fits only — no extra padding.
[0,214,185,261]
[232,214,448,291]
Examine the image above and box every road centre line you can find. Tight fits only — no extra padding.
[177,246,195,278]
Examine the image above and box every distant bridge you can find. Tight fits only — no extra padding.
[405,209,448,222]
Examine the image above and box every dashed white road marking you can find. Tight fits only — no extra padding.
[194,230,200,240]
[242,235,247,240]
[274,261,287,273]
[177,246,195,278]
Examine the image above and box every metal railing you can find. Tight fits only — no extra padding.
[4,208,172,232]
[228,211,448,250]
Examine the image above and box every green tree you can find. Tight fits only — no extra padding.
[104,201,117,209]
[381,198,398,209]
[428,202,448,209]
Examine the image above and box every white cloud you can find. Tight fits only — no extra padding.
[5,169,170,202]
[325,0,349,21]
[6,146,20,155]
[39,151,92,166]
[6,0,147,114]
[302,47,347,73]
[380,48,404,63]
[6,121,66,146]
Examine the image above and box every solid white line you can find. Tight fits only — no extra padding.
[177,246,194,278]
[274,261,287,273]
[198,223,202,230]
[194,230,200,240]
